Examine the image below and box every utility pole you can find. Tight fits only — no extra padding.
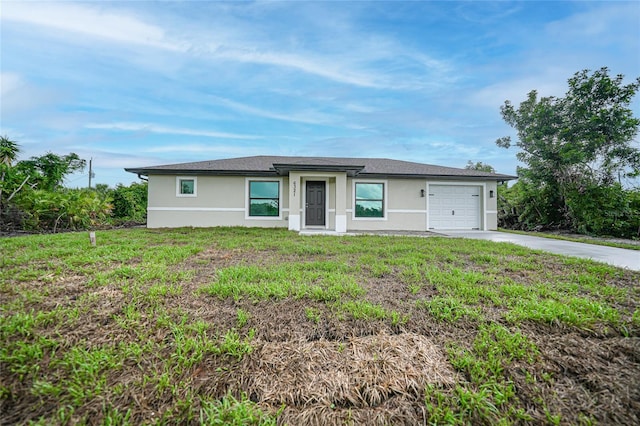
[88,158,93,189]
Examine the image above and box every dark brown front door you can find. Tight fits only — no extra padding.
[305,181,325,226]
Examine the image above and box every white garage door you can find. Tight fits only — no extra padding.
[429,185,481,230]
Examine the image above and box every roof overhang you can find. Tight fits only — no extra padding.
[124,168,278,177]
[125,166,517,181]
[271,163,365,177]
[358,173,517,182]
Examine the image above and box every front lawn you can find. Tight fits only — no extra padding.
[1,228,638,425]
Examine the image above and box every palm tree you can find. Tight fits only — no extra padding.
[0,135,20,166]
[1,135,23,219]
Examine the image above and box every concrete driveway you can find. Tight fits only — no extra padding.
[437,231,640,272]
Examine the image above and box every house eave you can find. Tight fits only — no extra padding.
[124,168,279,177]
[358,173,517,181]
[125,168,516,181]
[271,163,365,177]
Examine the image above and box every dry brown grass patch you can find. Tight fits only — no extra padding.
[217,332,460,422]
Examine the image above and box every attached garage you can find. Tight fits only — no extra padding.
[428,185,481,230]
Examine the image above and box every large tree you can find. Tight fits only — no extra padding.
[496,67,640,232]
[16,152,86,191]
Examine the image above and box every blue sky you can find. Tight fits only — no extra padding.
[1,0,639,188]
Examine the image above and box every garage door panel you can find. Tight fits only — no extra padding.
[429,185,480,230]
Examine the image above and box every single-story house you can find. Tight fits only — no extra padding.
[125,155,515,232]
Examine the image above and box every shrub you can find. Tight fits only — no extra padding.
[110,182,147,223]
[16,189,112,232]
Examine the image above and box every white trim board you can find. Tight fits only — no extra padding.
[148,207,244,212]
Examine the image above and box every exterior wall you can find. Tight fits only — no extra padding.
[346,178,499,232]
[486,181,498,231]
[346,178,427,231]
[147,175,289,228]
[145,173,500,231]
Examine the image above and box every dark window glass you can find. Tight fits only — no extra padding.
[249,181,279,216]
[180,179,195,195]
[355,183,384,217]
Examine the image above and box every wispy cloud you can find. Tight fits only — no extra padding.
[1,1,453,91]
[469,76,567,109]
[546,2,640,43]
[469,2,640,110]
[1,2,184,51]
[85,122,261,140]
[143,144,265,156]
[0,72,23,97]
[0,72,61,117]
[455,2,523,24]
[213,48,388,89]
[209,96,337,125]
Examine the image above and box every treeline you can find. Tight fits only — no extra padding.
[494,68,640,239]
[0,138,147,233]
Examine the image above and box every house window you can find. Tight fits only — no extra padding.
[355,182,384,218]
[249,181,279,216]
[176,177,197,197]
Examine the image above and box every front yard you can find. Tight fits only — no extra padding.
[1,228,638,424]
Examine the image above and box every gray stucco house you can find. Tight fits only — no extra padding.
[125,155,515,232]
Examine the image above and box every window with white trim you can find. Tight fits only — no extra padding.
[248,180,279,216]
[355,182,384,218]
[176,177,197,197]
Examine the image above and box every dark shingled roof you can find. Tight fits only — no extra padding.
[125,155,516,181]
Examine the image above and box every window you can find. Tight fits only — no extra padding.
[355,182,384,218]
[176,177,197,197]
[180,179,195,195]
[249,181,279,216]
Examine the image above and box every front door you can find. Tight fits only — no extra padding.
[305,181,326,226]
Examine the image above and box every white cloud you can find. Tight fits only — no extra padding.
[143,144,265,156]
[1,2,185,51]
[0,72,61,117]
[455,2,523,25]
[469,75,568,109]
[0,72,24,97]
[214,48,387,89]
[469,2,640,111]
[85,122,261,140]
[209,96,337,125]
[546,2,639,43]
[1,2,453,91]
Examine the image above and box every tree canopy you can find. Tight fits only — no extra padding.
[16,152,86,191]
[465,161,495,173]
[496,67,640,236]
[497,68,640,186]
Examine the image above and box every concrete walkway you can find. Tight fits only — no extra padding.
[437,231,640,272]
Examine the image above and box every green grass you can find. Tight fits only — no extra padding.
[1,227,638,425]
[200,261,363,302]
[199,393,278,425]
[416,296,482,323]
[426,323,539,424]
